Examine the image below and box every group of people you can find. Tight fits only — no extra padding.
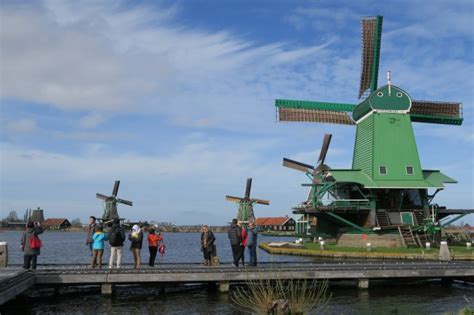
[21,216,259,270]
[199,219,259,267]
[228,218,258,267]
[86,216,164,269]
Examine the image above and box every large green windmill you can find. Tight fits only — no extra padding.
[277,16,472,247]
[226,178,270,224]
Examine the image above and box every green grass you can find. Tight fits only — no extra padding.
[304,243,473,255]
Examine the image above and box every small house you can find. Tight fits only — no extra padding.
[256,216,296,232]
[42,218,71,230]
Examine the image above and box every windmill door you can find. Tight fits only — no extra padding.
[400,212,414,225]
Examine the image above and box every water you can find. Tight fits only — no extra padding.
[0,230,311,264]
[1,230,473,314]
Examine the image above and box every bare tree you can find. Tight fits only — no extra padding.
[71,218,82,227]
[5,210,19,222]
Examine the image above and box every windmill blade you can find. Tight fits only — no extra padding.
[226,195,244,203]
[318,134,332,165]
[277,107,355,125]
[244,178,252,199]
[112,180,120,196]
[96,193,110,201]
[359,16,383,99]
[275,99,356,125]
[410,100,463,125]
[250,198,270,205]
[117,198,133,206]
[283,158,314,173]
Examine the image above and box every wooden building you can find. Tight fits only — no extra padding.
[42,218,71,230]
[256,216,296,232]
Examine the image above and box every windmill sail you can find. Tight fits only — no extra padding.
[318,134,332,165]
[276,99,356,125]
[244,178,252,200]
[358,16,383,99]
[410,100,463,125]
[112,180,120,196]
[283,158,314,173]
[250,198,270,205]
[226,195,244,203]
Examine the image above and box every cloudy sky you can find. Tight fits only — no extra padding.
[1,0,473,225]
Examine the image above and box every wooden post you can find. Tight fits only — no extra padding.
[439,241,451,261]
[0,242,8,268]
[358,279,369,289]
[101,283,113,295]
[218,281,230,293]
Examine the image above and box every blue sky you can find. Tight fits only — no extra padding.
[1,0,473,225]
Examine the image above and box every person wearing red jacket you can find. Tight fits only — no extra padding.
[239,222,248,267]
[147,227,162,267]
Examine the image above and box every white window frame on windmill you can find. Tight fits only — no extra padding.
[379,166,388,175]
[406,165,414,175]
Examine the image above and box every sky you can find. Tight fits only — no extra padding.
[1,0,473,225]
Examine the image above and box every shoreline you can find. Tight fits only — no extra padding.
[259,243,474,261]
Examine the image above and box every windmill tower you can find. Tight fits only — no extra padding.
[96,180,133,223]
[31,207,45,223]
[226,178,270,224]
[276,16,473,247]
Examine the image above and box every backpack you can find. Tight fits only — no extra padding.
[109,228,124,246]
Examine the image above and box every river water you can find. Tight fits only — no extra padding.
[1,230,473,314]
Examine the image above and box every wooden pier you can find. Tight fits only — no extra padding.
[1,261,474,304]
[0,269,35,305]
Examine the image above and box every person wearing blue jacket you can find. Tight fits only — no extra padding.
[91,225,108,269]
[246,221,258,266]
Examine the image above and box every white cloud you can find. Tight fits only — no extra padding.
[4,118,39,134]
[0,137,308,224]
[0,0,339,131]
[79,112,105,129]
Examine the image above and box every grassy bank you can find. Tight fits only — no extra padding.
[260,243,474,260]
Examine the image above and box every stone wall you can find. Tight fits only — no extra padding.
[336,233,403,248]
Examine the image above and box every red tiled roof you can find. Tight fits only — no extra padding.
[42,218,70,226]
[256,217,290,226]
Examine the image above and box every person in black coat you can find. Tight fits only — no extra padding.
[201,225,216,266]
[228,218,243,267]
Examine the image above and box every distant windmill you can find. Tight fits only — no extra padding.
[283,133,332,206]
[96,180,133,223]
[226,178,270,224]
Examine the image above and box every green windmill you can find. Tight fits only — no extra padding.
[226,178,270,224]
[277,16,473,247]
[96,180,133,224]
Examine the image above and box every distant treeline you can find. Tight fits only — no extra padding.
[146,223,228,233]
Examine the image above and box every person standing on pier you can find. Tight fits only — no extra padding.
[239,222,247,267]
[201,225,216,266]
[86,216,96,256]
[91,225,108,269]
[129,224,143,268]
[108,218,125,269]
[147,227,162,267]
[246,221,258,266]
[228,219,243,267]
[21,221,44,270]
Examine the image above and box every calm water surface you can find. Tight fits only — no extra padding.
[0,230,311,264]
[1,230,472,314]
